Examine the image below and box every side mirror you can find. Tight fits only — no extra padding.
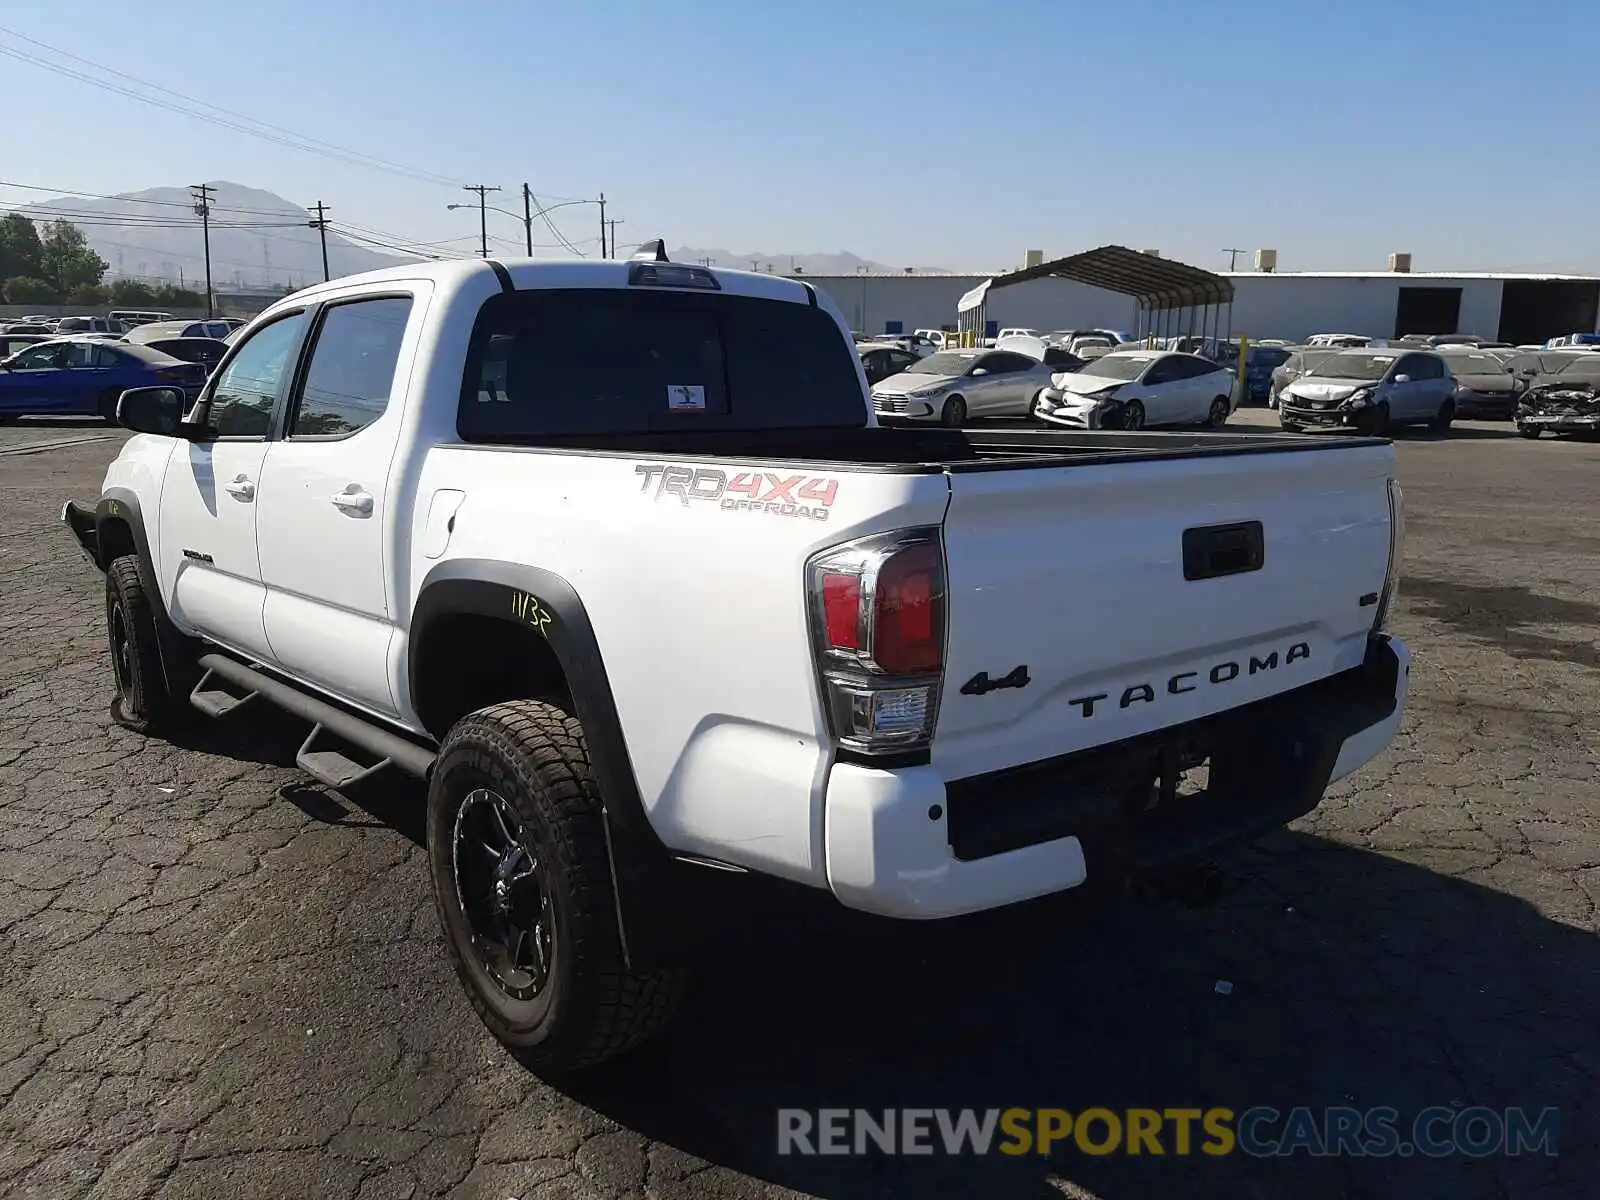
[116,386,190,437]
[1517,367,1537,378]
[1392,374,1411,385]
[970,367,989,377]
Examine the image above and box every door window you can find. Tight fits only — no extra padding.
[63,342,100,369]
[288,297,413,438]
[207,311,310,439]
[1143,357,1180,385]
[9,344,61,370]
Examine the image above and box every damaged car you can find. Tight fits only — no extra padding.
[1516,355,1600,438]
[1033,350,1236,430]
[1278,348,1456,435]
[1438,347,1518,420]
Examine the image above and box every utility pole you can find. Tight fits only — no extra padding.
[598,192,606,258]
[190,183,215,316]
[1222,248,1246,270]
[606,218,625,259]
[520,184,534,256]
[462,184,501,258]
[309,201,331,281]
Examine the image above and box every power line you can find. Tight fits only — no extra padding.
[529,191,587,257]
[0,27,595,203]
[0,177,310,216]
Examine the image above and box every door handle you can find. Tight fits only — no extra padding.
[331,489,374,516]
[224,476,255,500]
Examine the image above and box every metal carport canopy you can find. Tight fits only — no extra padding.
[984,244,1234,311]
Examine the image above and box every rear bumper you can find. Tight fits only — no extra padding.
[823,634,1410,918]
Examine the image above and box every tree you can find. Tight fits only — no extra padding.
[0,214,45,283]
[151,284,204,308]
[69,283,110,306]
[2,276,60,305]
[38,219,108,294]
[109,279,158,305]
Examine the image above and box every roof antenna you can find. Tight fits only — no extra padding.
[629,239,670,263]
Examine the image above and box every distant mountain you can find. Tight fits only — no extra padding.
[13,182,412,291]
[670,247,920,276]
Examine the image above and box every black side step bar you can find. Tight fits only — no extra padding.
[194,653,435,779]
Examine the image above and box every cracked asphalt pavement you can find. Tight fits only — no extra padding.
[1,416,1595,1199]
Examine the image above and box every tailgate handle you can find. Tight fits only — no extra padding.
[1183,521,1264,581]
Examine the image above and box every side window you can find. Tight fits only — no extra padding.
[11,344,60,370]
[93,345,123,368]
[288,297,412,438]
[208,311,310,439]
[1144,358,1178,385]
[63,342,98,369]
[891,350,916,373]
[1393,355,1424,380]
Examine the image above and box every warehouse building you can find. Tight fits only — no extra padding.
[799,251,1600,345]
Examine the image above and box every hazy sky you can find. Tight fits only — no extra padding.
[3,0,1597,273]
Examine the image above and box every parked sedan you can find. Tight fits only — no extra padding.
[122,318,235,344]
[1033,351,1237,430]
[0,338,208,422]
[138,336,230,373]
[871,348,1056,425]
[858,342,922,386]
[1278,349,1457,435]
[1437,347,1517,419]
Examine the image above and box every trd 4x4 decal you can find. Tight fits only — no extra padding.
[634,464,838,522]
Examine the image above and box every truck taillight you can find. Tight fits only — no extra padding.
[807,528,946,757]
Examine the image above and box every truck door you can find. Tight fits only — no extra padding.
[255,294,417,717]
[157,309,311,662]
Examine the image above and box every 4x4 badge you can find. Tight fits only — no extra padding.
[961,665,1030,696]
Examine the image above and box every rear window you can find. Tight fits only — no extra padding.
[458,289,866,440]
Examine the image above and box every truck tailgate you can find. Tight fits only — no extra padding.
[934,443,1395,781]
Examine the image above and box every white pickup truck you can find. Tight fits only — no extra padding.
[64,245,1411,1072]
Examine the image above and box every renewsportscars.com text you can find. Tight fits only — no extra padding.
[777,1106,1560,1159]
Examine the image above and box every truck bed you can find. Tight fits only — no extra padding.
[482,425,1386,472]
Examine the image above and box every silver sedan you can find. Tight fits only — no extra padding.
[869,348,1056,426]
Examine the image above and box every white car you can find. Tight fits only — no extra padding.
[996,327,1041,341]
[871,347,1056,425]
[1034,351,1238,430]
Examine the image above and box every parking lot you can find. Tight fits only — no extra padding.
[0,414,1595,1200]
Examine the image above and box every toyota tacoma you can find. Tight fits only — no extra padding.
[64,245,1411,1071]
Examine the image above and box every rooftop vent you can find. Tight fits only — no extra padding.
[1256,248,1278,273]
[1389,252,1412,274]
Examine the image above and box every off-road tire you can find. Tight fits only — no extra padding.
[427,700,687,1074]
[940,395,967,427]
[105,555,183,733]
